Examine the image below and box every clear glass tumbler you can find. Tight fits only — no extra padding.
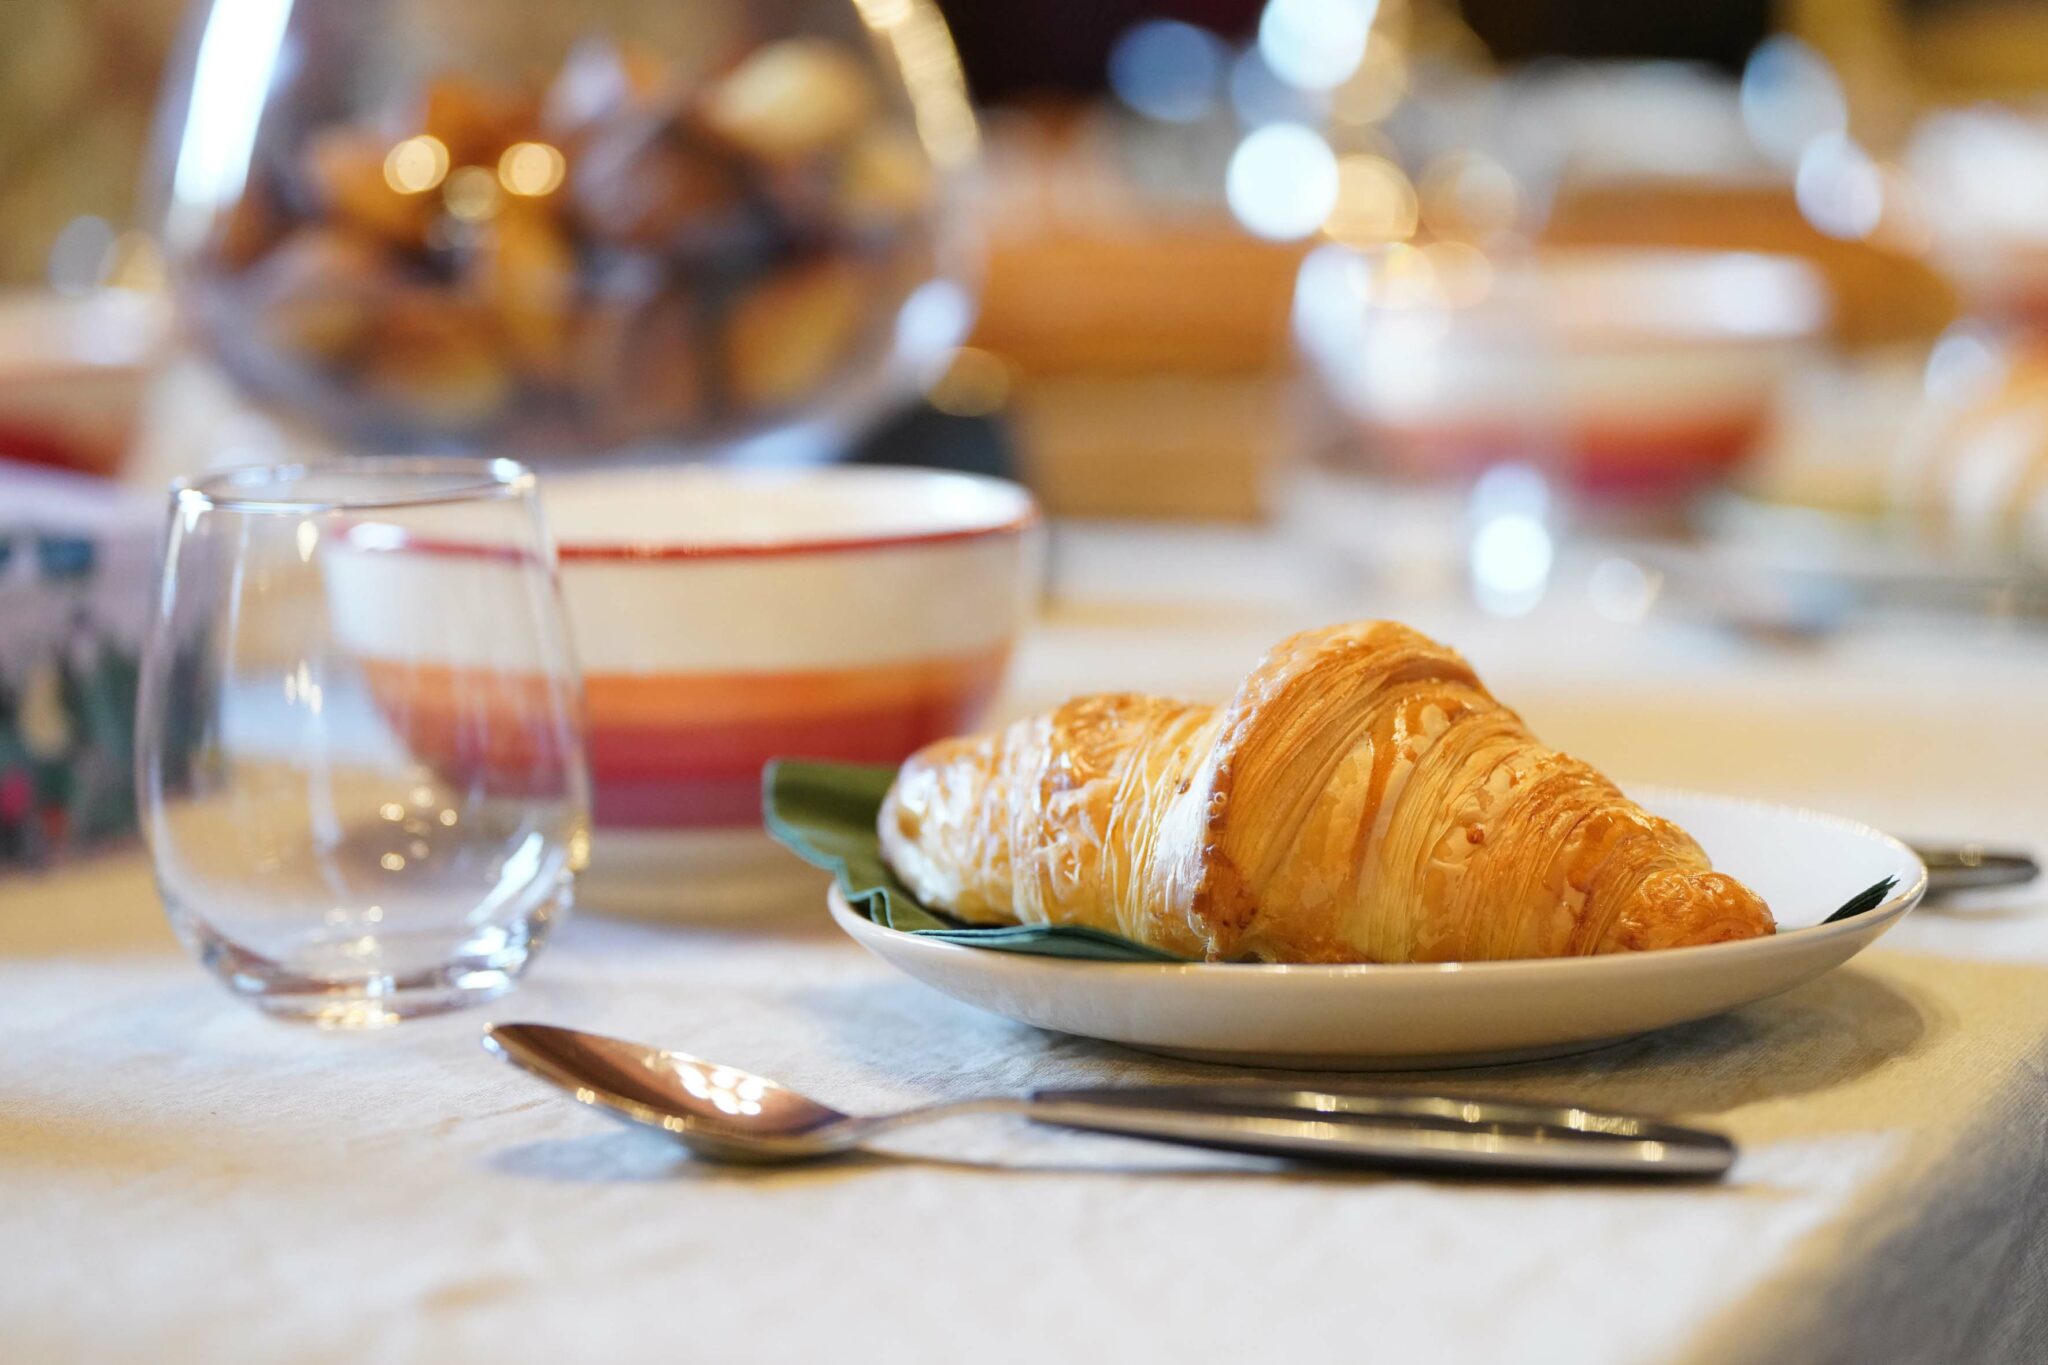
[137,458,589,1026]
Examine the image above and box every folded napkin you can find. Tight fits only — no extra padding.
[762,759,1185,961]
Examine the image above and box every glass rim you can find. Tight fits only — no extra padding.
[170,457,536,514]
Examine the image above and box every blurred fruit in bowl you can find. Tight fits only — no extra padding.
[151,0,978,463]
[1295,244,1830,501]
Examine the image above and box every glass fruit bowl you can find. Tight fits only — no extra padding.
[151,0,978,462]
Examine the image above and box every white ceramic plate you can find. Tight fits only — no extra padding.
[828,789,1927,1070]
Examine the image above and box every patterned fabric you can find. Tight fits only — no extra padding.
[0,464,156,864]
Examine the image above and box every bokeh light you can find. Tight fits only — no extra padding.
[442,164,502,221]
[1469,464,1554,618]
[1795,133,1883,240]
[497,141,567,197]
[1740,36,1847,168]
[1258,0,1377,93]
[1330,36,1408,125]
[1108,20,1227,124]
[1322,154,1417,245]
[927,346,1014,417]
[1924,323,2009,406]
[1588,557,1661,624]
[382,134,450,194]
[1227,122,1340,240]
[1471,514,1553,617]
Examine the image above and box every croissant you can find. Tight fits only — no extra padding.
[878,621,1773,963]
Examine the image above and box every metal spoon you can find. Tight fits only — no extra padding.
[481,1022,1736,1178]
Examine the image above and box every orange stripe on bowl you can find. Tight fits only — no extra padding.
[359,662,581,794]
[365,646,1011,828]
[584,645,1011,726]
[585,648,1009,827]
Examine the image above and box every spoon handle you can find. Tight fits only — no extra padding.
[1914,844,2039,898]
[1020,1087,1734,1179]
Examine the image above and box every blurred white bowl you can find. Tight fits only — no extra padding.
[1296,245,1830,500]
[1908,106,2048,330]
[0,291,166,477]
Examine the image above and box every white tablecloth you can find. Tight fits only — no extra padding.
[5,522,2047,1364]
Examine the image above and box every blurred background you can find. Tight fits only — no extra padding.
[10,0,2048,519]
[5,0,2048,860]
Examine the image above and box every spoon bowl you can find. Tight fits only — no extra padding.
[483,1021,913,1162]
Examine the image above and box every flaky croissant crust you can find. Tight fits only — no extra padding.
[879,621,1773,963]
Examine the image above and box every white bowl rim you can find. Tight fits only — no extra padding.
[544,465,1040,563]
[0,288,167,379]
[829,786,1927,979]
[1300,243,1833,344]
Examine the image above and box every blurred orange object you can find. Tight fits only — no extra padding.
[974,226,1305,376]
[1008,373,1296,522]
[965,113,1306,521]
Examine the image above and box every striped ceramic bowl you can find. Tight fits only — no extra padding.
[334,463,1039,917]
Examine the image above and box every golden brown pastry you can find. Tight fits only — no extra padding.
[879,621,1773,963]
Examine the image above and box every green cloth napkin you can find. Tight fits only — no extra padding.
[761,759,1187,961]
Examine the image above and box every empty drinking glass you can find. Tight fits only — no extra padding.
[137,458,589,1026]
